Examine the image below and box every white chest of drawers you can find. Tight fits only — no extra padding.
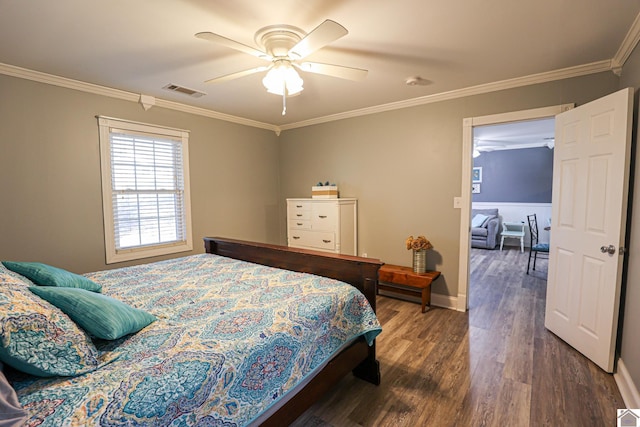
[286,198,357,255]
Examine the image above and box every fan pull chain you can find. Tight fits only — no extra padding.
[282,92,286,115]
[282,80,287,115]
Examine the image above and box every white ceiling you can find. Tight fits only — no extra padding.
[1,0,639,129]
[474,118,556,152]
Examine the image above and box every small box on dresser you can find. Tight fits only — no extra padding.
[287,198,357,255]
[311,186,339,198]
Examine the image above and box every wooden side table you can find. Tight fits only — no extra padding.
[378,264,441,313]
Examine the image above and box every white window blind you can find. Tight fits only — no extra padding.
[98,117,192,263]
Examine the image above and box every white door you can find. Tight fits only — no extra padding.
[545,87,633,372]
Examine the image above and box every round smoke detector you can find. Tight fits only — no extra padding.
[405,76,431,86]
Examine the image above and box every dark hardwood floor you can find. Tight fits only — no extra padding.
[291,247,624,426]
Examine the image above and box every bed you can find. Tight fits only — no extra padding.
[1,237,382,426]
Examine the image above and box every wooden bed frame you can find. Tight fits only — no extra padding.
[204,237,382,426]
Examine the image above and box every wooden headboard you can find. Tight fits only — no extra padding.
[203,237,382,312]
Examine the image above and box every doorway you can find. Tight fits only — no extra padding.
[469,117,554,300]
[457,104,573,311]
[460,89,633,373]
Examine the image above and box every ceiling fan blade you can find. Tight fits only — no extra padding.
[296,62,368,81]
[475,140,509,146]
[195,32,272,60]
[288,20,348,60]
[205,65,271,84]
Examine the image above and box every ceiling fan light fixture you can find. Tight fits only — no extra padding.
[262,60,304,96]
[197,19,364,116]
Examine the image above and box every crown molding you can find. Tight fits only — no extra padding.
[278,60,612,131]
[0,62,139,101]
[0,62,278,133]
[612,11,640,74]
[0,58,619,135]
[151,98,277,132]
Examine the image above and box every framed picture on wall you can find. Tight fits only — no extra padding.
[472,167,482,183]
[472,183,481,194]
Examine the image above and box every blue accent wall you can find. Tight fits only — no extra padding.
[472,147,553,203]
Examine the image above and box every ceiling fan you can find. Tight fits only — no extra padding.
[473,139,511,157]
[475,141,507,150]
[195,19,368,115]
[473,138,555,157]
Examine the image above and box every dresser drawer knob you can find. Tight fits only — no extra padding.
[296,222,303,226]
[318,215,327,219]
[323,239,332,243]
[297,214,303,217]
[292,236,301,239]
[296,205,303,208]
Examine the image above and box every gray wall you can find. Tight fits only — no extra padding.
[618,42,640,401]
[473,147,554,203]
[1,71,618,295]
[2,56,636,398]
[0,74,281,273]
[278,72,619,298]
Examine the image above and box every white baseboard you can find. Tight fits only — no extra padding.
[377,290,458,311]
[615,358,640,408]
[433,292,459,310]
[456,293,468,312]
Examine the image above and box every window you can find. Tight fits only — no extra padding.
[98,117,192,263]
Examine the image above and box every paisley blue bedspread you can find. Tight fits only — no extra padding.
[12,254,382,426]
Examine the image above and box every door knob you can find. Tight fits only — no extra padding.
[600,245,616,255]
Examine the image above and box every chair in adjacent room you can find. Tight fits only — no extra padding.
[526,214,549,274]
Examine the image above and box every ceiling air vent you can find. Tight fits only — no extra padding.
[162,84,206,98]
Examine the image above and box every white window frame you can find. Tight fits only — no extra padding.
[97,116,193,264]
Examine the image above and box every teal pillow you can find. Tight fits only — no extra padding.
[2,261,102,292]
[29,287,156,340]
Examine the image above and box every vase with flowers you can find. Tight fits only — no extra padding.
[405,235,433,273]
